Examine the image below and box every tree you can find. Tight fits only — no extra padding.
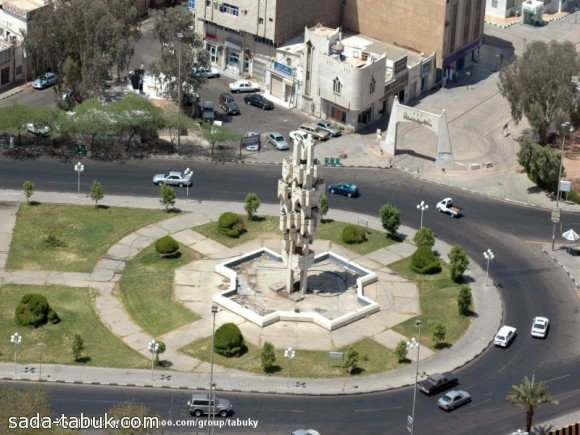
[395,340,408,363]
[199,122,242,155]
[379,203,401,235]
[261,341,277,373]
[159,184,176,212]
[72,334,85,361]
[155,341,166,366]
[23,180,35,204]
[432,323,447,348]
[506,375,559,432]
[89,180,104,208]
[413,226,435,248]
[448,244,469,282]
[498,40,580,143]
[344,346,359,374]
[457,284,473,316]
[517,135,562,193]
[244,192,261,220]
[320,195,329,222]
[107,401,164,435]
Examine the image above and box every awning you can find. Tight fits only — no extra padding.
[224,37,242,52]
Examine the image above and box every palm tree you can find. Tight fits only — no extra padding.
[506,375,559,432]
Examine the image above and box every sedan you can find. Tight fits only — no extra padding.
[243,132,261,152]
[531,316,549,338]
[315,120,341,137]
[229,79,260,93]
[32,72,58,89]
[328,182,360,198]
[243,93,274,110]
[152,171,192,187]
[267,132,289,150]
[438,390,471,411]
[196,67,220,78]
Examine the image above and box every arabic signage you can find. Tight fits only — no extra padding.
[274,61,293,77]
[403,112,433,127]
[393,57,407,76]
[384,75,408,96]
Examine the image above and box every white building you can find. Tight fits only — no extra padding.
[485,0,560,22]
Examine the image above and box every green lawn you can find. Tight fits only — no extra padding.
[6,203,168,273]
[0,284,148,368]
[316,219,397,255]
[193,215,281,248]
[118,243,202,337]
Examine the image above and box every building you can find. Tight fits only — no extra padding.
[485,0,560,24]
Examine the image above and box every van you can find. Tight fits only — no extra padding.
[187,394,233,417]
[298,123,330,141]
[202,101,215,122]
[219,93,240,115]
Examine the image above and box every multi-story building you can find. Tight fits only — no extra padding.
[485,0,559,25]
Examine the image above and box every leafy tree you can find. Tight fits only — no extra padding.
[413,226,435,248]
[432,323,447,348]
[517,135,563,193]
[159,184,176,212]
[395,340,408,363]
[72,334,85,361]
[155,341,166,366]
[89,180,104,208]
[448,244,469,282]
[320,195,329,221]
[199,122,243,155]
[244,192,261,220]
[107,401,164,435]
[23,180,35,204]
[457,284,473,316]
[15,293,60,327]
[498,40,580,143]
[261,341,277,373]
[344,346,359,374]
[506,375,559,432]
[379,203,401,235]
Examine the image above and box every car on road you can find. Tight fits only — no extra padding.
[531,316,549,338]
[494,325,517,347]
[219,92,240,115]
[436,197,463,217]
[437,390,471,411]
[196,67,220,78]
[267,132,290,150]
[152,171,192,187]
[187,394,233,417]
[289,130,309,143]
[32,72,58,89]
[298,123,330,141]
[328,182,360,198]
[242,131,261,151]
[26,123,50,137]
[292,430,321,435]
[417,372,458,396]
[315,120,341,137]
[243,93,274,110]
[229,79,260,93]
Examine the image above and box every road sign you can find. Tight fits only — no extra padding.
[551,207,561,223]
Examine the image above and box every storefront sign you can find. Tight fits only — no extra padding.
[384,74,408,96]
[274,61,293,76]
[393,57,407,76]
[204,33,217,44]
[4,2,28,20]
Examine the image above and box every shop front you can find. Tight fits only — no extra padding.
[225,37,243,75]
[442,37,483,83]
[268,60,298,107]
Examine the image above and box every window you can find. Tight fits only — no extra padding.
[188,0,195,8]
[330,106,346,123]
[370,76,376,94]
[258,17,264,24]
[219,3,239,16]
[491,0,497,7]
[333,77,341,95]
[206,0,211,6]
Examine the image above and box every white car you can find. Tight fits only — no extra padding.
[289,130,309,143]
[196,67,220,78]
[26,123,50,137]
[152,171,192,187]
[531,316,549,338]
[494,325,516,347]
[437,390,471,411]
[32,72,58,89]
[229,79,260,93]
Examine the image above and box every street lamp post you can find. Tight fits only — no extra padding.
[184,167,193,198]
[208,304,218,435]
[147,340,159,381]
[11,332,22,373]
[177,32,183,150]
[405,319,422,434]
[552,122,573,250]
[284,347,295,388]
[416,201,428,228]
[74,162,84,197]
[483,249,494,285]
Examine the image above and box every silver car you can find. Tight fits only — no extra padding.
[315,120,341,137]
[267,132,290,150]
[187,394,233,417]
[438,390,471,411]
[152,171,192,187]
[32,72,58,89]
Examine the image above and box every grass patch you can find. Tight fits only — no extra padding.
[193,215,281,248]
[182,337,404,378]
[0,284,148,368]
[316,220,397,255]
[389,257,472,349]
[118,243,202,337]
[6,203,168,273]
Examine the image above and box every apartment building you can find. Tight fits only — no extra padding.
[485,0,559,24]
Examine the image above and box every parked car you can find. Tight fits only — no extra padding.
[267,132,290,150]
[494,325,517,347]
[152,171,192,187]
[242,132,261,151]
[243,93,274,110]
[26,123,50,137]
[298,123,330,141]
[328,182,360,198]
[417,372,458,396]
[32,72,58,89]
[195,67,220,78]
[531,316,549,338]
[201,101,215,122]
[219,92,240,115]
[289,130,309,143]
[229,79,260,93]
[437,390,471,411]
[315,120,341,137]
[187,394,233,417]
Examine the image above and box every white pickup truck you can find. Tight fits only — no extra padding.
[436,198,463,217]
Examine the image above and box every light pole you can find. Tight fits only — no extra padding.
[184,167,193,198]
[147,340,160,381]
[11,332,22,373]
[416,201,428,228]
[405,319,422,434]
[177,32,183,150]
[284,347,295,388]
[208,303,218,435]
[552,122,574,250]
[483,249,494,285]
[74,162,84,197]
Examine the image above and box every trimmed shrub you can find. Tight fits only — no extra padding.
[217,212,246,238]
[155,235,180,258]
[14,293,59,327]
[413,227,435,248]
[342,225,367,244]
[214,323,245,357]
[411,245,441,274]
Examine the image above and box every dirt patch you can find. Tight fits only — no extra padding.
[552,131,580,192]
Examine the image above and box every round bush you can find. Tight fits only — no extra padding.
[155,235,180,258]
[14,293,59,328]
[411,245,441,274]
[342,225,367,244]
[217,212,246,238]
[214,323,245,357]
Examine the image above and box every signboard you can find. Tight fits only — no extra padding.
[384,75,408,96]
[559,180,571,193]
[328,351,344,360]
[551,207,561,223]
[274,60,293,77]
[394,57,408,76]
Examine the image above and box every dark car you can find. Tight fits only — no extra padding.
[328,182,360,198]
[417,372,458,396]
[201,101,215,122]
[219,92,240,115]
[243,93,274,110]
